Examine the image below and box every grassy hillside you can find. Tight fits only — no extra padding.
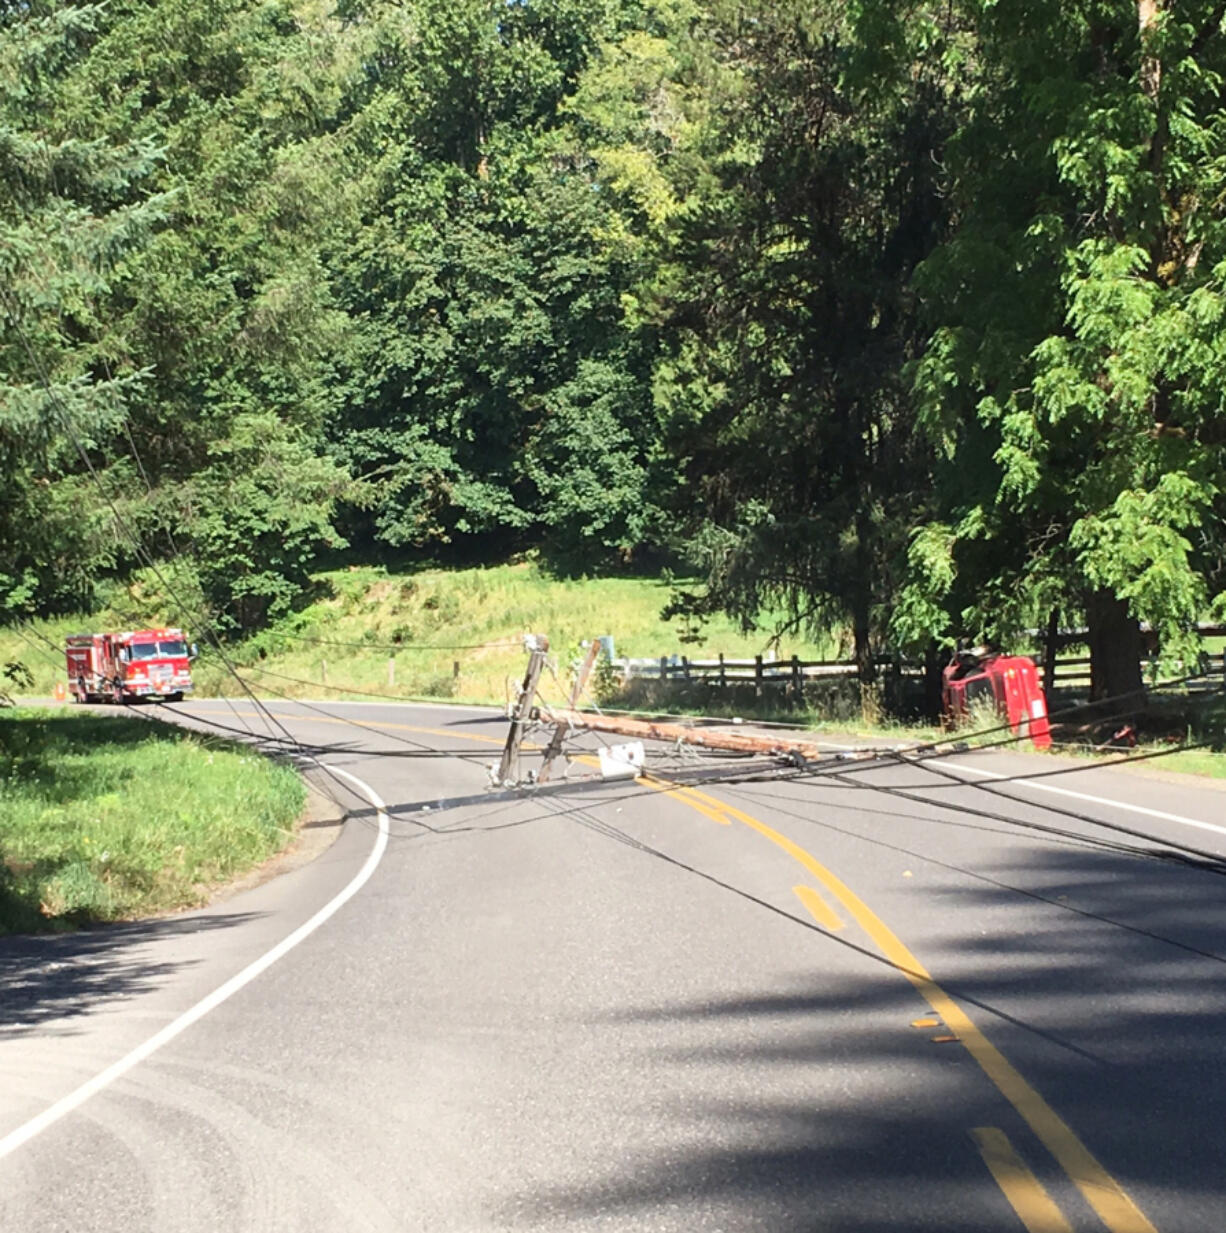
[1,563,836,710]
[210,564,838,710]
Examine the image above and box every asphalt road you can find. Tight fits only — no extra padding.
[3,697,1226,1233]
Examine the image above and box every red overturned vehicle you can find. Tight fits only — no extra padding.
[942,646,1052,750]
[65,628,197,704]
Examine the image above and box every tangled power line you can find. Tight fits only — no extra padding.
[5,274,1223,864]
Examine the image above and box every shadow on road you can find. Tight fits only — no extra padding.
[0,911,261,1038]
[495,788,1226,1232]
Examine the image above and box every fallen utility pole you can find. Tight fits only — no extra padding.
[539,707,876,765]
[495,634,550,787]
[537,637,603,784]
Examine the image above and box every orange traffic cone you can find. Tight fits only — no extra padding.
[53,681,66,702]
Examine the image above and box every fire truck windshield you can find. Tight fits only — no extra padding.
[130,640,188,660]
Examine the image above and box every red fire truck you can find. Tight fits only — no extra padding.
[65,628,197,704]
[942,647,1052,750]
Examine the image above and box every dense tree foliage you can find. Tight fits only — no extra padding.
[893,0,1226,697]
[331,0,664,568]
[641,0,947,679]
[1,3,165,615]
[3,0,1225,695]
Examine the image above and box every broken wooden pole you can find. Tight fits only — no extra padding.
[538,637,603,784]
[540,707,855,765]
[496,634,549,787]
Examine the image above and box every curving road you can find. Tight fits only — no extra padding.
[3,698,1226,1233]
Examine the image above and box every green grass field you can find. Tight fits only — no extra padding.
[0,708,304,933]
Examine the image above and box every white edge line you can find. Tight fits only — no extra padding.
[0,765,389,1161]
[942,760,1226,841]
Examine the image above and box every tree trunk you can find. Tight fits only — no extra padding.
[1086,590,1144,704]
[852,511,875,684]
[1138,0,1162,102]
[1042,607,1060,697]
[852,599,875,684]
[922,639,943,721]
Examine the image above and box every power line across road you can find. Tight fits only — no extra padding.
[2,698,1224,1233]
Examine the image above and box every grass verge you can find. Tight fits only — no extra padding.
[1141,749,1226,780]
[0,708,305,934]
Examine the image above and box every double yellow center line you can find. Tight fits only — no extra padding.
[231,706,1156,1232]
[649,778,1157,1233]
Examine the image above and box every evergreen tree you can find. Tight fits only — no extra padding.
[0,2,165,617]
[643,0,949,680]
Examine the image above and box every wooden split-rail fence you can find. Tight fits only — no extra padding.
[615,628,1226,697]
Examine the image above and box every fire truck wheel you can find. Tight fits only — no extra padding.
[167,692,183,703]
